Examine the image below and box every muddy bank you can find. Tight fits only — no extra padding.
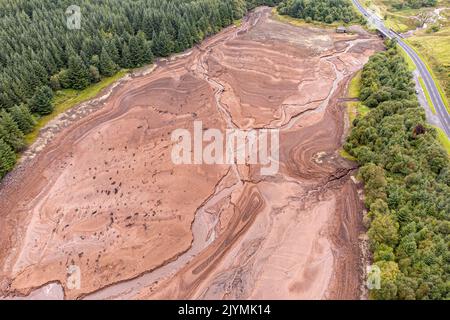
[0,7,383,299]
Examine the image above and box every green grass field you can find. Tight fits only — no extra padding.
[25,70,129,145]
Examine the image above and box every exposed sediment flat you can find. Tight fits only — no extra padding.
[0,7,383,300]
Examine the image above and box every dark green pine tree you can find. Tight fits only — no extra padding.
[41,49,58,75]
[81,37,96,61]
[99,48,118,77]
[0,138,16,179]
[50,74,61,91]
[142,40,154,64]
[136,31,154,64]
[152,28,174,57]
[0,110,25,151]
[22,63,40,99]
[31,61,49,88]
[129,36,143,67]
[67,54,90,90]
[30,85,54,115]
[89,65,101,83]
[121,43,132,68]
[9,104,36,134]
[105,39,121,65]
[11,80,26,105]
[232,0,247,19]
[142,12,157,39]
[90,55,100,69]
[219,2,233,27]
[57,69,71,89]
[177,22,193,51]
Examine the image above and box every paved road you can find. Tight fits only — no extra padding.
[352,0,450,137]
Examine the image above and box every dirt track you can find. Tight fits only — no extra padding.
[0,7,383,300]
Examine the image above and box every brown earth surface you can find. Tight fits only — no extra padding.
[0,7,383,300]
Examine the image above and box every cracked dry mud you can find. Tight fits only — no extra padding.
[0,7,384,300]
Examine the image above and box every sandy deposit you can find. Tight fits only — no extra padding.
[0,7,383,300]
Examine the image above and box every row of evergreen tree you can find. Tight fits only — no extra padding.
[344,40,450,300]
[0,0,282,179]
[277,0,359,24]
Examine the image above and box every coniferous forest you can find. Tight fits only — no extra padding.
[0,0,281,179]
[345,40,450,300]
[278,0,360,24]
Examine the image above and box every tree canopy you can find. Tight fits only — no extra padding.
[345,40,450,300]
[278,0,359,24]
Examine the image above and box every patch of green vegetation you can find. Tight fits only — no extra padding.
[348,70,362,98]
[434,125,450,155]
[418,76,437,114]
[344,71,371,161]
[234,18,243,27]
[347,72,370,120]
[358,103,371,116]
[347,101,358,124]
[25,70,129,145]
[347,101,371,124]
[346,71,370,127]
[343,78,369,161]
[340,148,357,161]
